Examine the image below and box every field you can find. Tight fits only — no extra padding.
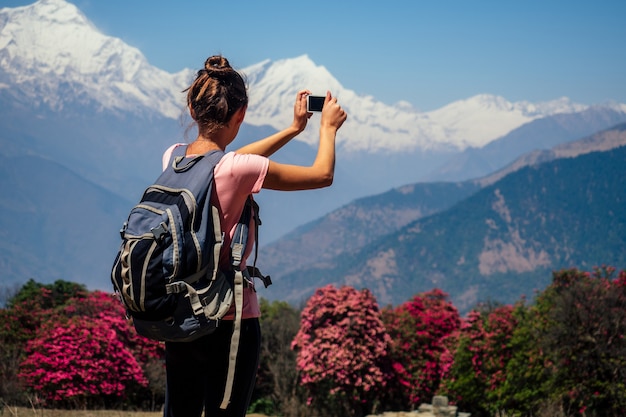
[1,408,268,417]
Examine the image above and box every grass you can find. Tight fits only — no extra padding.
[1,408,160,417]
[1,407,268,417]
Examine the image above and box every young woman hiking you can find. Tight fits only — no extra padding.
[162,54,347,417]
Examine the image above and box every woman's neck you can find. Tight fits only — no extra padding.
[187,135,223,154]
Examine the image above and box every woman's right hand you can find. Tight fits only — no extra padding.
[321,91,347,131]
[262,91,346,192]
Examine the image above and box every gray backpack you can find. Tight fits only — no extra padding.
[110,145,270,408]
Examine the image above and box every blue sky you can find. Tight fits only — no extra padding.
[4,0,626,111]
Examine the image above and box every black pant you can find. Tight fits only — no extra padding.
[163,318,261,417]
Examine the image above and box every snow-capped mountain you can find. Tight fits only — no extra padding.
[0,0,193,118]
[2,0,621,154]
[242,58,596,151]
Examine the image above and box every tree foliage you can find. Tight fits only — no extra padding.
[292,284,392,417]
[446,267,626,417]
[534,267,626,416]
[7,279,87,309]
[15,290,164,409]
[3,267,626,415]
[382,288,460,409]
[443,304,518,416]
[251,299,307,417]
[0,282,76,404]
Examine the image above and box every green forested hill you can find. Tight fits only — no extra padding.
[266,145,626,312]
[257,181,481,290]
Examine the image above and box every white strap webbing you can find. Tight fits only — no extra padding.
[219,269,244,409]
[210,206,222,281]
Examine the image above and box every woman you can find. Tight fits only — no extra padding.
[162,55,347,417]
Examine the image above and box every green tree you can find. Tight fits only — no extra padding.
[7,279,87,309]
[0,284,58,405]
[497,267,626,417]
[497,302,551,416]
[537,267,626,416]
[443,304,518,417]
[251,299,306,417]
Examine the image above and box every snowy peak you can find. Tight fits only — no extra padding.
[424,95,590,149]
[1,0,112,77]
[0,0,191,118]
[243,55,344,129]
[241,57,597,151]
[244,54,337,89]
[452,94,585,116]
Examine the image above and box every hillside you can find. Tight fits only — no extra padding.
[256,181,480,282]
[0,153,131,289]
[259,144,626,313]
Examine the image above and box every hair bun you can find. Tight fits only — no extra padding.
[204,55,231,75]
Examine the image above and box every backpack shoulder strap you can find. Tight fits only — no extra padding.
[165,144,188,168]
[230,196,271,288]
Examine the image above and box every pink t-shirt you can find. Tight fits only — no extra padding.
[162,144,269,319]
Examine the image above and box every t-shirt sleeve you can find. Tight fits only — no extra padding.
[161,143,185,171]
[213,151,269,234]
[215,152,269,196]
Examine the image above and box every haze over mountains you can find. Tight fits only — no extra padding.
[257,124,626,312]
[1,0,626,310]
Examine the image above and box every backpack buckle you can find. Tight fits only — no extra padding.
[151,222,169,242]
[119,221,128,239]
[166,281,187,294]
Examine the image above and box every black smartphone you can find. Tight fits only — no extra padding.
[306,95,325,112]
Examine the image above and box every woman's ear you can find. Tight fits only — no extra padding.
[233,105,247,125]
[188,103,196,120]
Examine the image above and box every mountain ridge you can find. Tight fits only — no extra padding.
[256,124,626,311]
[2,0,624,153]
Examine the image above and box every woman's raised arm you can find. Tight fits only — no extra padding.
[235,90,312,157]
[262,92,347,191]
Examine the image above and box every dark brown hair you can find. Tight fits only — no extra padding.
[185,55,248,134]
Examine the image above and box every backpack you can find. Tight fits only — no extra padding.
[110,145,270,409]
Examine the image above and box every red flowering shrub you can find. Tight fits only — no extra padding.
[443,304,518,416]
[292,285,392,417]
[17,291,164,408]
[19,317,144,407]
[382,288,461,408]
[63,291,164,368]
[471,306,517,392]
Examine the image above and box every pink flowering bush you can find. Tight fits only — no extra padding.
[17,291,164,408]
[292,284,392,417]
[467,306,517,392]
[382,289,461,409]
[63,291,164,368]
